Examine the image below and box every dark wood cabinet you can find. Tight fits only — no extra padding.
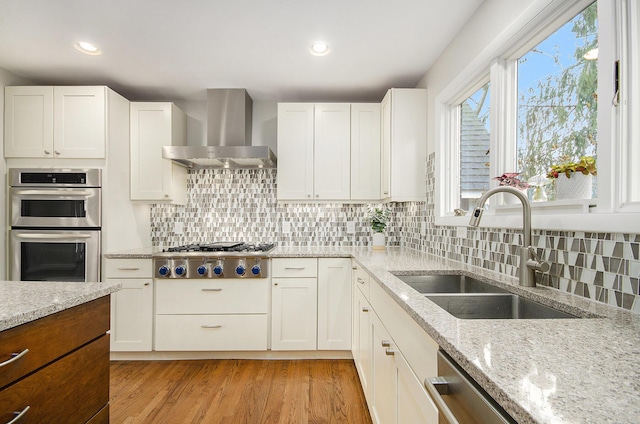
[0,296,110,423]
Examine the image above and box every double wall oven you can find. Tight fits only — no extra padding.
[9,168,102,282]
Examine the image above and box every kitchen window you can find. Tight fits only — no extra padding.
[436,0,639,232]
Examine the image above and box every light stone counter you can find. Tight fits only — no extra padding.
[103,246,157,259]
[0,281,121,332]
[273,246,640,424]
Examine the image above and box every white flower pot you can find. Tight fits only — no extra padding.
[372,232,385,250]
[555,173,593,200]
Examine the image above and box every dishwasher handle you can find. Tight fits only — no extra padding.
[424,377,460,424]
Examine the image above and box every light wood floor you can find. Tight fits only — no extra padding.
[110,359,372,424]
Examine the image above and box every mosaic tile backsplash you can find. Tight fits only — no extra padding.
[150,161,640,313]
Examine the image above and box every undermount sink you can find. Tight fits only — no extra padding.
[393,273,508,294]
[393,272,577,319]
[425,294,578,319]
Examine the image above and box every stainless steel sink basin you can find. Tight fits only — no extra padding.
[394,273,508,294]
[425,294,577,319]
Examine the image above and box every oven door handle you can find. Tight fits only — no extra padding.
[14,233,93,240]
[13,189,94,197]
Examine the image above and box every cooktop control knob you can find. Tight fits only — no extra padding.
[251,264,261,275]
[158,265,170,277]
[175,265,186,276]
[235,264,246,276]
[213,264,223,275]
[197,265,208,276]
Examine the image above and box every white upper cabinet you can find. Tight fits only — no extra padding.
[380,88,427,201]
[130,102,187,204]
[314,104,351,200]
[5,86,106,158]
[276,103,315,200]
[351,103,381,201]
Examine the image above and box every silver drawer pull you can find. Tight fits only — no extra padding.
[201,288,222,292]
[7,406,30,424]
[0,349,29,368]
[381,340,391,347]
[284,267,306,270]
[385,348,395,356]
[117,267,140,271]
[357,278,366,284]
[201,325,222,329]
[424,377,459,424]
[362,307,369,312]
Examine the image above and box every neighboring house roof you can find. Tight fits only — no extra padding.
[460,102,490,193]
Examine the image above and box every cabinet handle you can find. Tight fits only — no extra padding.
[6,406,29,424]
[383,191,389,195]
[117,267,140,271]
[424,377,460,424]
[44,150,51,155]
[144,282,150,286]
[284,267,306,270]
[315,194,319,198]
[385,348,395,356]
[54,150,61,155]
[201,288,222,292]
[357,278,366,284]
[381,340,391,347]
[0,349,29,368]
[201,325,222,329]
[352,266,357,270]
[362,307,369,312]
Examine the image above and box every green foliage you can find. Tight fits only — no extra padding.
[547,155,597,179]
[368,206,391,233]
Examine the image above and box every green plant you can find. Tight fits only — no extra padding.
[547,155,597,179]
[367,206,391,233]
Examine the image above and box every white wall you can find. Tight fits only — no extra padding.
[0,68,33,278]
[417,0,542,154]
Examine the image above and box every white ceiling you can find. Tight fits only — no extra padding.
[0,0,484,103]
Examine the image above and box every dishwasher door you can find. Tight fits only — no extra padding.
[424,350,516,424]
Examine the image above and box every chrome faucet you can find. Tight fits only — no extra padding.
[468,186,550,287]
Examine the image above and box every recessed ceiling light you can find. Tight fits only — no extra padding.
[74,41,102,56]
[310,41,330,56]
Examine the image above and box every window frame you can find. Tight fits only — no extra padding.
[435,0,640,233]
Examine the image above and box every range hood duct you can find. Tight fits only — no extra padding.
[162,88,277,169]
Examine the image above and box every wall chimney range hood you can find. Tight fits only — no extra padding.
[162,89,277,169]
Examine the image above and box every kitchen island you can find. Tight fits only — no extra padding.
[0,280,121,424]
[107,245,640,423]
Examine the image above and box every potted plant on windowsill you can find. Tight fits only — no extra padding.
[367,206,391,250]
[547,156,596,200]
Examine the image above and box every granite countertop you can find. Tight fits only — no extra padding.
[0,281,122,332]
[104,245,639,422]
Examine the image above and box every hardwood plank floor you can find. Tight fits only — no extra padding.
[110,359,372,424]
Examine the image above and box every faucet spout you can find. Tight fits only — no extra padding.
[467,186,547,287]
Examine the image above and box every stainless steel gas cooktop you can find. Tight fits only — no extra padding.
[152,241,276,279]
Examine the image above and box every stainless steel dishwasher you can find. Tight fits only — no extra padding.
[424,350,516,424]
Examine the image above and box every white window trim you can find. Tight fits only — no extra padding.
[435,0,640,234]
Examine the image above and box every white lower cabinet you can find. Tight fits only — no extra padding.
[352,261,439,424]
[271,276,318,350]
[317,258,352,350]
[105,258,154,352]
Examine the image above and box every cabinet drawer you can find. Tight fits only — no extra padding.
[0,296,109,390]
[353,265,371,299]
[0,335,109,424]
[104,258,152,278]
[156,279,269,314]
[272,258,318,277]
[155,314,268,351]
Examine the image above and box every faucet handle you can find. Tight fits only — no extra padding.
[527,246,551,273]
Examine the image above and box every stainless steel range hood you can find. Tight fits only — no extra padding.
[162,89,277,169]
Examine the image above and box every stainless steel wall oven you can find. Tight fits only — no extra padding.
[9,168,102,282]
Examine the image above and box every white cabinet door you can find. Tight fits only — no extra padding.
[351,103,381,201]
[53,86,106,158]
[371,312,397,424]
[271,277,318,350]
[4,86,54,158]
[276,103,314,200]
[317,258,352,350]
[396,351,439,424]
[109,279,153,352]
[314,103,351,200]
[130,102,187,203]
[380,91,392,200]
[353,286,373,406]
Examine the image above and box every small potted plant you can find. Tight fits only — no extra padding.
[367,205,391,250]
[546,156,596,200]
